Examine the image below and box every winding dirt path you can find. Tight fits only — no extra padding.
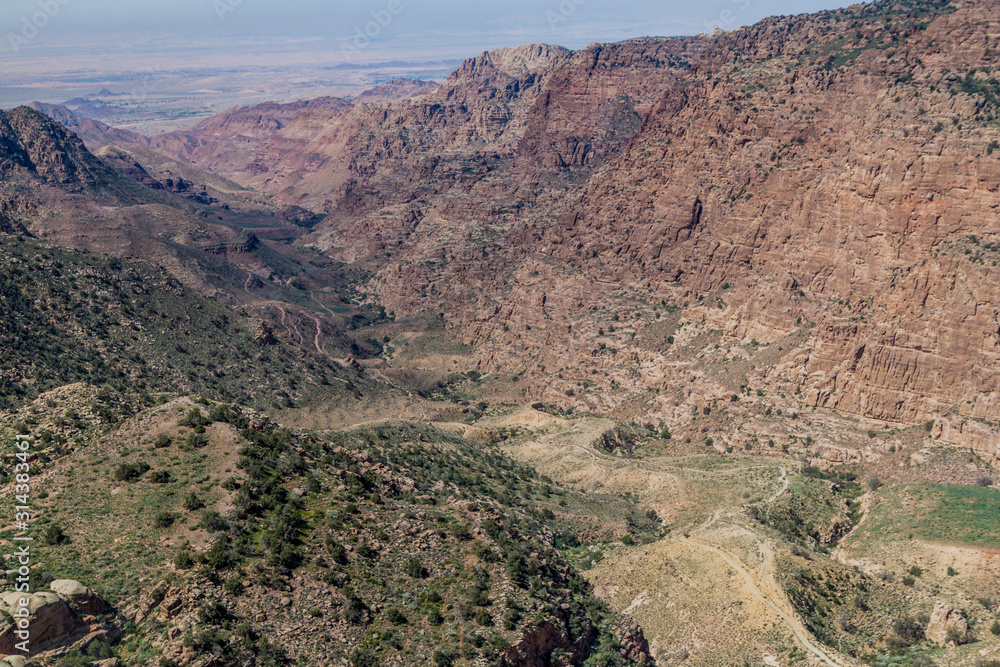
[679,533,845,667]
[309,290,339,318]
[767,466,789,503]
[300,310,326,355]
[488,410,848,665]
[275,307,304,345]
[679,464,848,667]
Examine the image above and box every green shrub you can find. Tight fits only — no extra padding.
[384,608,407,625]
[433,648,457,667]
[113,461,150,482]
[180,408,207,428]
[405,558,428,579]
[325,538,348,564]
[41,524,69,545]
[199,510,228,532]
[224,576,242,597]
[350,648,378,667]
[183,433,209,450]
[153,511,176,529]
[150,470,172,484]
[891,616,924,645]
[174,547,194,569]
[183,492,204,511]
[343,597,368,625]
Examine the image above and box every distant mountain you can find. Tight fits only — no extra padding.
[352,77,439,103]
[28,101,150,149]
[60,97,124,119]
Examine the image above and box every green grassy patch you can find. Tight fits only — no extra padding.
[857,483,1000,549]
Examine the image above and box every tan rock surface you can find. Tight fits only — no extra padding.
[925,601,969,646]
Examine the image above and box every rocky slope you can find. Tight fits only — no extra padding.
[0,107,153,205]
[0,235,359,412]
[0,106,399,370]
[0,389,654,666]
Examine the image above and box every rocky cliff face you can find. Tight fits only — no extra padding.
[543,0,1000,421]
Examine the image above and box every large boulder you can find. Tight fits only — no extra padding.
[49,580,104,616]
[0,591,80,655]
[925,601,968,646]
[0,580,107,656]
[0,655,32,667]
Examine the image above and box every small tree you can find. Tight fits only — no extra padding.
[150,470,172,484]
[405,558,428,579]
[41,524,69,545]
[183,491,204,511]
[866,476,883,493]
[174,546,194,569]
[384,608,407,625]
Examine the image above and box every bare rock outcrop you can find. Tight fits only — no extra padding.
[0,581,107,657]
[925,601,968,646]
[49,580,104,616]
[0,591,80,655]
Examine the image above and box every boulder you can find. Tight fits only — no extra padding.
[925,601,968,646]
[50,580,104,616]
[0,581,107,656]
[0,590,81,655]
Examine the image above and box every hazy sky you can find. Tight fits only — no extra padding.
[1,0,864,60]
